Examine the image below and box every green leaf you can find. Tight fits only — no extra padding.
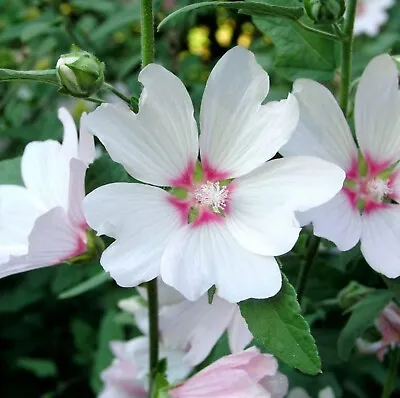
[58,271,110,299]
[250,0,338,81]
[21,21,58,42]
[91,310,124,393]
[239,274,321,375]
[208,285,216,304]
[0,156,23,185]
[382,276,400,302]
[337,290,393,360]
[71,0,115,14]
[17,358,57,378]
[158,1,304,30]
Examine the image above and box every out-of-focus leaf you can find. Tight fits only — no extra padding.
[17,358,57,378]
[58,271,110,299]
[70,319,97,366]
[71,0,115,14]
[0,156,22,185]
[21,21,58,42]
[239,274,321,375]
[337,290,393,360]
[382,276,400,302]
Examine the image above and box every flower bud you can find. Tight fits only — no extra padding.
[338,281,374,311]
[56,45,105,98]
[304,0,346,24]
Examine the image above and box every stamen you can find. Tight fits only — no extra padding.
[193,181,229,213]
[367,178,392,202]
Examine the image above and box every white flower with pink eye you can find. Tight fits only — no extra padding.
[0,108,95,278]
[280,54,400,278]
[353,0,395,37]
[169,347,288,398]
[83,45,345,302]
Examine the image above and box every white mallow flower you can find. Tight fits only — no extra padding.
[0,108,95,277]
[353,0,395,37]
[83,46,345,302]
[280,54,400,279]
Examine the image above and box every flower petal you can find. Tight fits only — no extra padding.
[200,46,299,179]
[83,183,183,286]
[58,107,79,161]
[84,65,199,187]
[161,221,282,302]
[361,206,400,278]
[226,157,345,256]
[160,294,236,366]
[227,309,253,354]
[298,192,362,251]
[355,54,400,165]
[0,207,84,278]
[78,112,96,165]
[67,158,87,228]
[280,79,357,171]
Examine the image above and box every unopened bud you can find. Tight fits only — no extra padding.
[56,45,105,98]
[304,0,346,24]
[338,281,374,311]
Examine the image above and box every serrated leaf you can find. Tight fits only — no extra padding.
[337,289,393,360]
[58,271,110,299]
[158,1,304,30]
[239,274,321,375]
[0,156,23,185]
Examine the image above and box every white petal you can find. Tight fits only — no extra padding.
[78,112,96,165]
[84,65,199,187]
[67,158,87,228]
[361,206,400,278]
[0,207,84,278]
[280,79,357,171]
[83,183,183,286]
[227,157,345,256]
[0,185,45,262]
[200,46,299,179]
[299,192,362,251]
[58,107,79,161]
[162,220,283,302]
[355,54,400,165]
[227,309,253,354]
[160,294,236,366]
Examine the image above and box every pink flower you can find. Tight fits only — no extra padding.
[169,348,288,398]
[357,301,400,360]
[0,108,95,278]
[281,54,400,278]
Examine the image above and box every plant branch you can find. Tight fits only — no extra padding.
[0,69,58,85]
[141,0,155,67]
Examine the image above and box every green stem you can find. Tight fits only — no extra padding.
[0,69,58,85]
[146,279,159,395]
[103,82,132,105]
[382,348,400,398]
[296,20,341,42]
[296,235,320,304]
[339,0,357,115]
[141,0,155,67]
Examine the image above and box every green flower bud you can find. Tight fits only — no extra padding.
[304,0,346,24]
[338,281,374,311]
[56,45,105,98]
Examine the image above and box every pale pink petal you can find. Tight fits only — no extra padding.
[200,46,298,179]
[298,192,362,251]
[287,387,311,398]
[161,221,282,302]
[261,372,289,398]
[355,54,400,165]
[280,79,357,171]
[84,65,199,187]
[227,309,253,354]
[226,157,345,256]
[83,183,183,287]
[160,294,236,366]
[361,206,400,278]
[0,207,85,278]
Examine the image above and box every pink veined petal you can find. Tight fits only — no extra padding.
[83,65,199,187]
[226,157,345,256]
[67,158,87,228]
[227,309,253,354]
[83,183,183,287]
[200,46,299,179]
[0,207,85,278]
[355,54,400,165]
[280,79,357,171]
[159,294,237,366]
[78,112,96,166]
[161,220,282,302]
[361,206,400,278]
[298,191,362,251]
[0,185,46,263]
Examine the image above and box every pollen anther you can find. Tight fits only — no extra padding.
[193,181,229,213]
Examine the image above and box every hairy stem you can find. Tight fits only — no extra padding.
[141,0,155,67]
[0,69,58,85]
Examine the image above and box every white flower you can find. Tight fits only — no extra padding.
[280,54,400,278]
[353,0,395,37]
[83,46,345,302]
[0,108,95,277]
[99,337,192,398]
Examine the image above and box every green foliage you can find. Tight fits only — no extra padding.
[17,358,58,378]
[239,274,321,375]
[337,290,393,360]
[0,156,23,185]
